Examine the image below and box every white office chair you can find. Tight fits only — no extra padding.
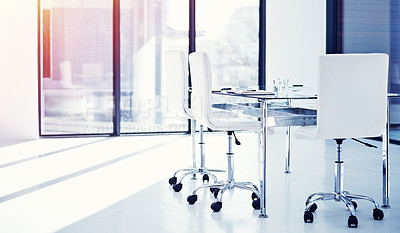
[186,51,261,212]
[165,50,225,192]
[296,53,388,228]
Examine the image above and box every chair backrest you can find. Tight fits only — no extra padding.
[315,53,389,139]
[164,50,191,118]
[188,52,213,126]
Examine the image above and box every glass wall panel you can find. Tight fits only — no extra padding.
[40,0,113,135]
[40,0,263,135]
[120,0,189,133]
[341,0,400,141]
[196,0,259,89]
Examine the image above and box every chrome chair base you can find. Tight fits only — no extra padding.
[304,191,384,228]
[303,139,384,228]
[169,124,225,192]
[188,180,260,212]
[186,131,261,212]
[169,167,225,192]
[186,179,261,212]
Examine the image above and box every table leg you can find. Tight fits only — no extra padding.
[285,126,291,174]
[284,99,292,174]
[259,100,268,218]
[382,98,390,208]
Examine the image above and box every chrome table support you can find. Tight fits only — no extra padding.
[382,94,400,208]
[284,126,291,174]
[284,99,292,174]
[382,98,390,208]
[259,100,268,218]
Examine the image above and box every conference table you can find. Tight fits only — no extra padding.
[212,88,399,218]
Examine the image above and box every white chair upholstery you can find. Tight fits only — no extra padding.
[296,53,389,228]
[165,50,224,192]
[296,53,388,140]
[186,51,261,212]
[165,50,193,119]
[189,52,260,132]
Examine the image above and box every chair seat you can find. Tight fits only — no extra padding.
[295,125,381,140]
[185,109,239,119]
[206,116,260,132]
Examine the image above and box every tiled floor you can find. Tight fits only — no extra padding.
[0,128,399,233]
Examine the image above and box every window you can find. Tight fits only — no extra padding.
[119,0,189,133]
[39,0,263,136]
[196,0,260,89]
[40,0,113,135]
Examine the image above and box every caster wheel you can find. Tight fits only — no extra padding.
[213,188,220,198]
[351,201,358,210]
[303,211,314,223]
[187,194,198,205]
[172,183,182,192]
[202,174,210,183]
[373,208,384,220]
[348,216,358,228]
[168,176,177,185]
[211,201,222,212]
[251,192,259,200]
[309,203,318,212]
[252,198,260,210]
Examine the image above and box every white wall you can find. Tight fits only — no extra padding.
[0,1,39,140]
[266,0,326,90]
